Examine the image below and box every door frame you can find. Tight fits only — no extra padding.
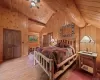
[3,28,22,60]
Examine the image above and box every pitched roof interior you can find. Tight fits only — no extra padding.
[1,0,100,32]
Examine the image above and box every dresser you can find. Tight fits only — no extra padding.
[78,51,97,77]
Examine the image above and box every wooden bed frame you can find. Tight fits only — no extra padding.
[34,39,77,80]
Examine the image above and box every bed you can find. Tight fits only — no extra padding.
[34,39,77,80]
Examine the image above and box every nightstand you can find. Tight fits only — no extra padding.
[78,51,97,77]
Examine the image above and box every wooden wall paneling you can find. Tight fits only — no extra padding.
[89,26,96,52]
[79,27,85,51]
[0,6,29,62]
[41,11,65,46]
[41,11,79,52]
[75,25,80,53]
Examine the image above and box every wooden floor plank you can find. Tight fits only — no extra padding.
[0,55,73,80]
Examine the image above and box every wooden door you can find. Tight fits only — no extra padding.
[43,35,47,47]
[43,33,53,47]
[13,30,21,58]
[3,29,14,60]
[3,29,21,60]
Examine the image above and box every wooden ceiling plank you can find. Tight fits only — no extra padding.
[76,4,100,13]
[75,0,100,8]
[79,9,100,16]
[76,0,100,3]
[81,13,100,20]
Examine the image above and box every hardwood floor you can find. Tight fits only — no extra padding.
[0,55,73,80]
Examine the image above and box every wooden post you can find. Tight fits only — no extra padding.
[93,57,96,77]
[34,51,36,65]
[46,62,48,71]
[79,53,81,69]
[49,59,54,80]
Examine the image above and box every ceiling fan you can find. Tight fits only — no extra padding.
[26,0,40,9]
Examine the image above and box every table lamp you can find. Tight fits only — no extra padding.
[80,36,94,52]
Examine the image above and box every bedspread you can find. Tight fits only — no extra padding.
[41,46,75,64]
[36,46,75,73]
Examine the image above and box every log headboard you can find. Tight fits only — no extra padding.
[57,39,76,50]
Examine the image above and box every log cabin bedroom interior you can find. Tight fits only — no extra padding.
[0,0,100,80]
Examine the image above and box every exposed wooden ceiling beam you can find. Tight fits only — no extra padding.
[28,30,40,33]
[28,18,46,27]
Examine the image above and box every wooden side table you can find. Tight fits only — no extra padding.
[78,51,97,77]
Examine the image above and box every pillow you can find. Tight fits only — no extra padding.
[64,44,70,48]
[59,42,64,48]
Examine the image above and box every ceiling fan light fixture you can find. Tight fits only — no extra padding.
[31,1,36,7]
[27,0,40,8]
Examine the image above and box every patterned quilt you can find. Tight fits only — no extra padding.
[36,46,75,73]
[41,46,75,64]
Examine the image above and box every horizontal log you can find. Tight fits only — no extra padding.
[57,54,77,68]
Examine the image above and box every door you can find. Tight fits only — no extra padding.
[43,35,48,47]
[13,31,21,58]
[43,33,53,47]
[3,29,14,60]
[3,29,21,60]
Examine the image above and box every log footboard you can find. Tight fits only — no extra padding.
[34,51,77,80]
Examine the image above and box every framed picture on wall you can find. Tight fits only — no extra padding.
[28,35,38,42]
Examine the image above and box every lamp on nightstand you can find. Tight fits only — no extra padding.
[80,36,94,52]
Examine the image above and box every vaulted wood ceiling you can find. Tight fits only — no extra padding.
[75,0,100,28]
[43,0,86,27]
[1,0,100,31]
[0,0,54,24]
[0,0,55,33]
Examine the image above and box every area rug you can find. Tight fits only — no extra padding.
[68,69,93,80]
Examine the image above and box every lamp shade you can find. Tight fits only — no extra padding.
[89,36,95,43]
[80,36,91,43]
